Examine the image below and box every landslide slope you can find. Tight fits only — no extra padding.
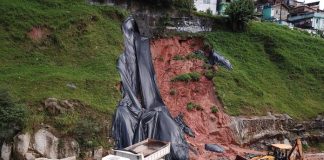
[205,22,324,119]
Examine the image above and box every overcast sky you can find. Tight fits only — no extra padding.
[297,0,324,9]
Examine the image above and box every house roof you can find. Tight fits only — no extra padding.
[306,1,320,7]
[273,3,290,10]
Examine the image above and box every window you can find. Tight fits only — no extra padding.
[316,19,319,23]
[203,0,210,4]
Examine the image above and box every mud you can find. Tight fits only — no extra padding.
[151,37,237,159]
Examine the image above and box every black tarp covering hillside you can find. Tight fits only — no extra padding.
[112,16,189,160]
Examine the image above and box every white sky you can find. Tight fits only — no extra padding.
[297,0,324,9]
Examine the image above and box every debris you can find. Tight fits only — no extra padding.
[174,113,195,138]
[209,51,233,70]
[66,83,77,89]
[205,144,225,153]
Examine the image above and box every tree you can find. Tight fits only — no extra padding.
[225,0,255,31]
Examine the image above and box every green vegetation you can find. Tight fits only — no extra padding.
[225,0,254,31]
[0,0,126,113]
[0,90,27,141]
[186,51,208,61]
[211,105,218,113]
[173,54,186,60]
[186,102,202,111]
[204,69,216,80]
[0,0,126,150]
[205,22,324,119]
[171,72,200,82]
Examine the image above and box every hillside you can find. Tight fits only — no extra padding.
[205,22,324,119]
[0,0,125,114]
[0,0,324,158]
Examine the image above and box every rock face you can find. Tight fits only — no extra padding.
[230,113,293,145]
[34,129,59,159]
[58,138,80,158]
[1,142,12,160]
[2,127,105,160]
[93,146,103,160]
[13,132,31,159]
[43,98,81,115]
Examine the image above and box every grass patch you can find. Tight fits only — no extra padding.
[171,72,201,82]
[211,105,218,113]
[204,22,324,119]
[173,54,185,60]
[186,102,203,111]
[205,69,216,80]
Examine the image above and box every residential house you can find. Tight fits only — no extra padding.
[263,3,290,21]
[194,0,218,15]
[288,11,324,30]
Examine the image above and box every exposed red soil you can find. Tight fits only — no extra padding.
[27,26,50,42]
[150,37,238,159]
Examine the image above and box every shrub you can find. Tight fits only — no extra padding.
[186,102,202,111]
[186,52,207,61]
[171,72,201,82]
[186,103,195,111]
[225,0,254,31]
[0,90,27,141]
[205,69,215,80]
[189,72,200,81]
[173,55,185,60]
[169,89,177,95]
[211,106,218,113]
[74,117,102,150]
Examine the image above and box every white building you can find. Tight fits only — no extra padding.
[194,0,218,15]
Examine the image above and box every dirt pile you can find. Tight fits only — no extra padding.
[27,26,50,42]
[150,37,237,159]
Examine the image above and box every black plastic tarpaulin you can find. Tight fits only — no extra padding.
[112,16,189,160]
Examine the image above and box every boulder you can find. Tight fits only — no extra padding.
[33,129,59,159]
[35,156,76,160]
[44,98,66,115]
[1,142,12,160]
[13,132,31,159]
[93,146,103,160]
[25,152,36,160]
[58,138,79,158]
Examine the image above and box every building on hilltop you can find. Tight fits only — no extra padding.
[194,0,218,15]
[262,3,290,21]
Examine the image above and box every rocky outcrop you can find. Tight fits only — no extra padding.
[43,98,82,115]
[230,113,293,145]
[1,142,12,160]
[13,132,31,159]
[33,129,59,159]
[93,146,103,160]
[58,138,79,158]
[1,128,85,160]
[35,156,76,160]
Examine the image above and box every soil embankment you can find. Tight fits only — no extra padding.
[151,37,237,159]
